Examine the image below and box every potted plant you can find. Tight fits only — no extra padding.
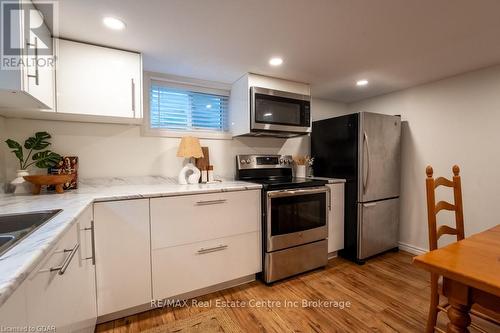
[5,131,62,194]
[293,155,314,178]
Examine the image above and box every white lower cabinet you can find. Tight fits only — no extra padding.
[150,190,262,299]
[25,206,97,333]
[150,190,261,248]
[0,284,27,328]
[93,199,151,317]
[328,183,345,253]
[152,232,261,298]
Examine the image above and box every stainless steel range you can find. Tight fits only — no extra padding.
[236,154,329,283]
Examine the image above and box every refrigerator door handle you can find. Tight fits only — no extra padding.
[363,131,371,194]
[363,202,377,207]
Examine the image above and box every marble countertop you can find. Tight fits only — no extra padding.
[0,177,261,307]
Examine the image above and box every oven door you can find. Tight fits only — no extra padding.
[266,187,328,252]
[251,87,311,134]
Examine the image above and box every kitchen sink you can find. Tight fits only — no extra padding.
[0,209,62,257]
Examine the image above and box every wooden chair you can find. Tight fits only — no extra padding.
[425,165,500,333]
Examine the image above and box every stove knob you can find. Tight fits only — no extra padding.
[246,159,251,164]
[241,160,246,164]
[280,158,284,164]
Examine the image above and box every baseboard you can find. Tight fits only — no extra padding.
[97,274,257,324]
[398,242,427,255]
[328,251,338,260]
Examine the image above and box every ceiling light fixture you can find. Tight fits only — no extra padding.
[103,17,126,30]
[269,57,283,66]
[356,79,369,87]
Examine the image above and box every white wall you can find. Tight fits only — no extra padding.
[0,98,344,181]
[346,65,500,251]
[0,119,302,180]
[312,98,348,121]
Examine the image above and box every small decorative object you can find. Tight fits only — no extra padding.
[293,155,312,178]
[5,132,62,194]
[307,157,315,177]
[201,167,208,183]
[177,136,204,184]
[24,174,75,194]
[10,170,30,194]
[207,165,214,182]
[195,147,210,183]
[48,156,79,190]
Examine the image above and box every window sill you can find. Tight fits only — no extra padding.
[141,127,233,140]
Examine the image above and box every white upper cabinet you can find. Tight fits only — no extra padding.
[55,39,142,119]
[0,0,55,110]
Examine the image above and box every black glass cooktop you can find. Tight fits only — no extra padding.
[250,178,328,191]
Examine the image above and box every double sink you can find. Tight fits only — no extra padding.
[0,210,62,257]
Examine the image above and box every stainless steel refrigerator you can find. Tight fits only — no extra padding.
[311,112,401,264]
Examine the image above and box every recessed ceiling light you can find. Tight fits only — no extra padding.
[103,17,126,30]
[356,79,369,86]
[269,57,283,66]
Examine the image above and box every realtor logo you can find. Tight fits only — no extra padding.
[1,0,57,70]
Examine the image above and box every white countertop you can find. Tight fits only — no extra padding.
[0,177,261,307]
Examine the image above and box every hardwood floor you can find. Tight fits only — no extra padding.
[95,251,495,332]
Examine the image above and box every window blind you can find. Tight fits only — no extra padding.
[150,84,229,132]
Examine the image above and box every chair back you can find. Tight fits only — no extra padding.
[425,165,465,251]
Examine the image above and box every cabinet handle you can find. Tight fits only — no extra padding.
[131,78,136,117]
[327,186,332,211]
[50,243,79,275]
[83,220,96,265]
[26,37,39,85]
[197,244,228,254]
[195,199,227,206]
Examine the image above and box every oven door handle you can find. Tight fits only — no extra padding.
[267,187,328,198]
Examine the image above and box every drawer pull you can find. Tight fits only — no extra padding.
[197,244,228,254]
[195,199,227,206]
[50,243,79,275]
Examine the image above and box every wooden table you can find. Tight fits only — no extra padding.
[413,225,500,333]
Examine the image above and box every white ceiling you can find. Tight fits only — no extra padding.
[42,0,500,102]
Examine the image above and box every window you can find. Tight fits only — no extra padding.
[148,80,229,137]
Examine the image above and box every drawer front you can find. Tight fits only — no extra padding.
[152,231,261,299]
[151,190,261,249]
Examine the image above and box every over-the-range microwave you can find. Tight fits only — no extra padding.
[250,87,311,137]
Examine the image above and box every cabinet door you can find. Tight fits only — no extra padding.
[328,183,345,253]
[26,223,81,332]
[93,199,151,316]
[22,0,55,109]
[56,39,142,118]
[0,284,28,328]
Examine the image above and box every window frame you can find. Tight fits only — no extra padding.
[142,72,232,139]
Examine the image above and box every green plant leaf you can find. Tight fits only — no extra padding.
[31,150,62,168]
[24,131,52,150]
[5,139,24,163]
